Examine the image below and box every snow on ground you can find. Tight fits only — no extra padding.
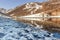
[0,17,60,40]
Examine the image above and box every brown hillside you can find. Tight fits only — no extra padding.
[6,0,60,30]
[7,1,60,16]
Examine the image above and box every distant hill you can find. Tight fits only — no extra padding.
[0,8,7,13]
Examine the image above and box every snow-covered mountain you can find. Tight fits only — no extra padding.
[6,2,50,24]
[6,1,60,22]
[0,8,7,13]
[7,1,60,16]
[6,9,14,13]
[7,2,44,16]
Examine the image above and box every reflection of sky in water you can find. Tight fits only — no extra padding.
[0,17,60,40]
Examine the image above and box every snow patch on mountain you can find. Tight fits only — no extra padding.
[23,2,43,14]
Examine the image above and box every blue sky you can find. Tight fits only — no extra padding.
[0,0,46,10]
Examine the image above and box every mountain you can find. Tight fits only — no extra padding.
[6,9,14,13]
[6,1,60,24]
[48,0,60,2]
[7,2,43,16]
[0,8,7,13]
[7,1,60,16]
